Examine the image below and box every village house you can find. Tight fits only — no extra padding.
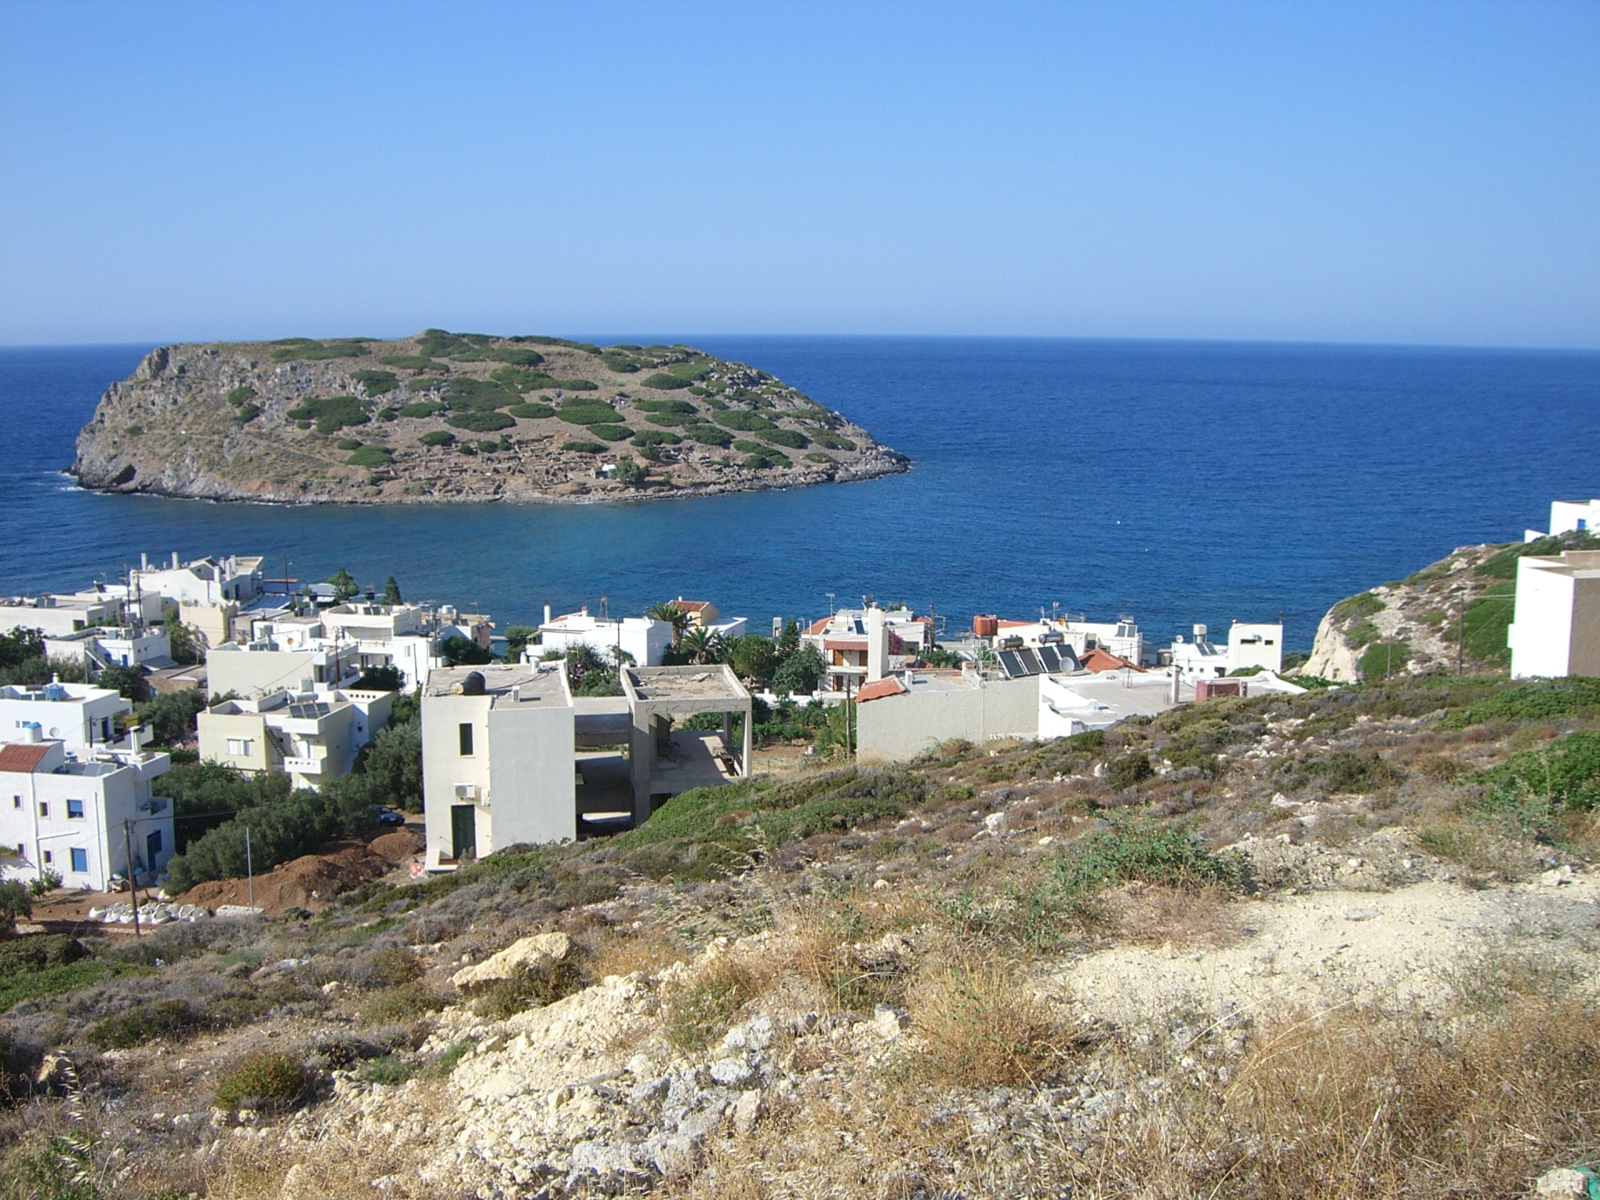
[0,678,132,755]
[1526,499,1600,542]
[198,686,392,790]
[802,606,929,692]
[1168,622,1285,680]
[0,732,174,891]
[534,606,673,668]
[1507,549,1600,678]
[205,619,361,700]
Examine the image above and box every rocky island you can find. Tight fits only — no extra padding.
[70,331,908,503]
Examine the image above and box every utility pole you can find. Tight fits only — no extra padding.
[844,675,854,759]
[1456,592,1465,677]
[245,825,254,911]
[122,819,140,937]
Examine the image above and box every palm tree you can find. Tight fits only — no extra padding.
[679,626,726,666]
[647,601,691,647]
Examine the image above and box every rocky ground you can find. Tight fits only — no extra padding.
[2,670,1598,1199]
[70,332,907,504]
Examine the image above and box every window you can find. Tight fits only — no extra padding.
[66,799,84,819]
[42,850,52,865]
[70,848,88,873]
[227,738,251,756]
[10,796,18,810]
[14,844,23,859]
[458,723,474,756]
[37,802,47,818]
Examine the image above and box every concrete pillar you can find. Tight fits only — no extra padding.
[741,702,753,777]
[867,607,887,683]
[629,707,653,827]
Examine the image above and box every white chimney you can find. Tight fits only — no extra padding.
[544,604,552,625]
[867,606,888,683]
[171,552,179,569]
[140,552,149,570]
[511,685,522,702]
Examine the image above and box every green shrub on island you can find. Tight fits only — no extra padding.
[508,403,557,420]
[403,376,448,393]
[589,424,635,441]
[642,372,691,390]
[760,427,810,449]
[271,338,371,363]
[491,366,558,393]
[440,377,519,411]
[346,445,394,467]
[667,360,712,381]
[227,385,257,405]
[376,408,397,422]
[563,439,606,454]
[399,400,447,418]
[631,430,683,448]
[350,369,399,396]
[601,348,643,373]
[419,431,455,447]
[380,354,447,372]
[743,452,778,470]
[552,378,599,391]
[645,411,695,427]
[633,397,697,414]
[732,439,766,454]
[286,395,369,434]
[446,410,516,433]
[234,404,260,423]
[213,1051,313,1113]
[559,405,623,426]
[813,431,857,451]
[490,346,545,367]
[125,424,144,436]
[805,451,836,465]
[684,425,732,447]
[337,438,365,451]
[715,410,778,433]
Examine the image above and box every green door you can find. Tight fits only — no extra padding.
[451,804,476,860]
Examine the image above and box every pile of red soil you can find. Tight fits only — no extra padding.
[369,828,425,863]
[174,840,393,915]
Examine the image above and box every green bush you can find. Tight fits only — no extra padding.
[642,372,691,390]
[351,369,398,396]
[380,354,446,371]
[213,1051,313,1111]
[761,427,809,449]
[1051,815,1245,897]
[286,395,369,434]
[356,1055,416,1085]
[631,430,682,448]
[419,430,455,447]
[87,999,199,1049]
[716,410,778,433]
[645,410,695,427]
[125,423,145,436]
[337,438,364,451]
[490,366,556,392]
[600,348,644,373]
[667,360,712,381]
[1106,752,1155,790]
[270,339,370,362]
[589,424,634,441]
[507,403,556,420]
[1443,677,1600,728]
[558,405,622,426]
[235,403,261,423]
[490,346,545,366]
[552,378,599,391]
[1313,750,1402,792]
[440,377,519,411]
[633,397,698,414]
[359,983,448,1024]
[398,400,447,418]
[446,410,516,433]
[346,445,394,467]
[1483,732,1600,815]
[227,385,257,405]
[813,431,856,451]
[804,451,835,465]
[1358,639,1411,681]
[563,440,606,454]
[1331,592,1385,622]
[684,425,732,447]
[403,376,448,392]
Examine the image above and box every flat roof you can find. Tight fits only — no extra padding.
[426,663,571,709]
[624,664,748,702]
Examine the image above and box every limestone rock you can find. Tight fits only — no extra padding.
[450,932,572,990]
[1534,1167,1590,1198]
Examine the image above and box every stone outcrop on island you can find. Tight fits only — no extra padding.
[71,331,908,504]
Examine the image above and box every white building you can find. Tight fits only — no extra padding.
[206,636,361,700]
[199,687,393,790]
[0,679,131,755]
[318,603,438,689]
[1526,500,1600,542]
[1507,549,1600,679]
[1169,622,1285,679]
[854,668,1039,762]
[984,615,1145,666]
[422,664,577,866]
[131,553,264,607]
[802,606,928,692]
[536,607,673,668]
[45,626,173,674]
[0,735,175,891]
[0,593,123,640]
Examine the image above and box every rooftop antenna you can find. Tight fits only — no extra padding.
[599,592,608,621]
[826,592,835,619]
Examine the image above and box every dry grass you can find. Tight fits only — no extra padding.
[907,959,1077,1087]
[586,923,692,980]
[1106,882,1242,948]
[661,952,778,1053]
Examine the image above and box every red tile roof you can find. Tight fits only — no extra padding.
[856,677,906,703]
[0,743,51,773]
[997,619,1036,628]
[1080,648,1143,673]
[805,617,831,636]
[673,599,711,612]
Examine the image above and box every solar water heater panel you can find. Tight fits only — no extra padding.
[1017,648,1043,675]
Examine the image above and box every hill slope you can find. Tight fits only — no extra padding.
[71,332,907,503]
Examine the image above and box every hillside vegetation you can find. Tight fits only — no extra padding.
[71,332,907,504]
[1304,530,1600,682]
[2,664,1596,1199]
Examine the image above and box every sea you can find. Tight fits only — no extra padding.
[2,337,1597,651]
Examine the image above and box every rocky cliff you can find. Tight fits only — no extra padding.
[1303,532,1596,682]
[71,332,908,504]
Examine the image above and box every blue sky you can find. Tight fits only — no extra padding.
[1,1,1596,347]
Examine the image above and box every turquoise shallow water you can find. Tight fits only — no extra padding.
[2,336,1597,650]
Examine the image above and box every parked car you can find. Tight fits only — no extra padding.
[371,806,407,826]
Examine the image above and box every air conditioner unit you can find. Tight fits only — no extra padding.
[453,783,477,801]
